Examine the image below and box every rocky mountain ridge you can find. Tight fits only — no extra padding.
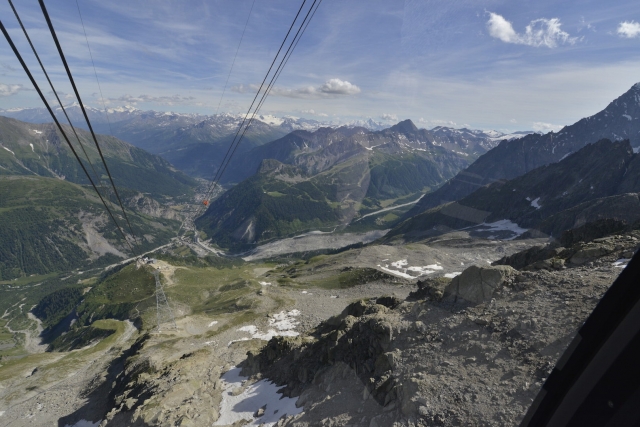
[386,138,640,243]
[1,106,528,180]
[405,83,640,218]
[68,225,639,427]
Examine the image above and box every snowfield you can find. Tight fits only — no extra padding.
[214,367,302,426]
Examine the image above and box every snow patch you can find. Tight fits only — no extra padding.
[479,220,528,240]
[1,145,15,156]
[391,259,408,268]
[613,259,630,268]
[29,143,34,152]
[259,281,271,286]
[208,320,219,327]
[623,114,633,121]
[530,197,541,209]
[238,325,258,334]
[380,260,444,278]
[230,310,300,346]
[444,272,462,278]
[214,367,302,426]
[257,114,284,126]
[378,265,415,279]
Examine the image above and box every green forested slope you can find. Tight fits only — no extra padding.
[0,176,179,279]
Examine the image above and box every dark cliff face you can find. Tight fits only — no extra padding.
[404,83,640,219]
[385,139,640,242]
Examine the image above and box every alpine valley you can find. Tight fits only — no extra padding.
[1,83,640,427]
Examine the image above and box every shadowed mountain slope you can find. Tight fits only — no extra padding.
[404,83,640,219]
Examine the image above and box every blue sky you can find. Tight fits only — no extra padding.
[0,0,639,132]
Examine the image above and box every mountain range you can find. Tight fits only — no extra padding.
[385,138,640,243]
[0,105,530,180]
[195,82,640,252]
[404,83,640,219]
[195,120,489,249]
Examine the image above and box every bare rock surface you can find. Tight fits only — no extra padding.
[238,235,634,426]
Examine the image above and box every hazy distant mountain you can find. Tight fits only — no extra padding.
[0,116,196,198]
[0,106,530,179]
[215,119,525,184]
[404,83,640,219]
[385,138,640,243]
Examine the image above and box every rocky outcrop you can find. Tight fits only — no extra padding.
[407,277,450,301]
[560,218,628,247]
[126,193,180,220]
[495,228,640,270]
[444,265,515,304]
[239,244,627,426]
[241,297,402,408]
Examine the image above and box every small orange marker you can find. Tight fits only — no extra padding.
[203,200,209,206]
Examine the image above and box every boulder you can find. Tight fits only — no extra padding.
[444,265,515,304]
[569,244,614,265]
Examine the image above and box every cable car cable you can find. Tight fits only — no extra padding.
[199,0,321,216]
[0,19,136,255]
[73,0,140,229]
[194,0,313,222]
[200,0,309,201]
[255,0,322,116]
[75,0,119,165]
[7,0,102,185]
[38,0,140,250]
[214,0,256,116]
[212,0,319,191]
[229,0,321,167]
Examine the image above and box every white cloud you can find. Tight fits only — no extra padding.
[237,79,361,99]
[617,21,640,39]
[319,79,361,95]
[487,13,578,48]
[0,84,23,97]
[532,121,563,132]
[381,113,398,121]
[301,109,328,117]
[106,94,196,106]
[510,118,517,123]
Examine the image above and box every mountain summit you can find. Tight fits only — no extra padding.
[388,119,419,134]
